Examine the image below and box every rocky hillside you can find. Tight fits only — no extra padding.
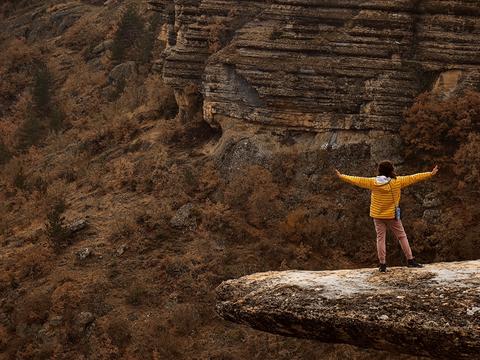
[0,0,479,359]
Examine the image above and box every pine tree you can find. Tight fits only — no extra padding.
[49,107,65,133]
[17,111,43,150]
[16,62,65,150]
[111,5,145,64]
[138,13,162,65]
[32,63,52,115]
[46,198,69,253]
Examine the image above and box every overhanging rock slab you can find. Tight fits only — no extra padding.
[216,261,480,359]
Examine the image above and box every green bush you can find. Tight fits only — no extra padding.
[48,107,65,133]
[111,7,162,65]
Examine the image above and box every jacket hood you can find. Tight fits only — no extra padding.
[375,175,392,186]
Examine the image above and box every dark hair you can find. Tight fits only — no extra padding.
[378,160,397,179]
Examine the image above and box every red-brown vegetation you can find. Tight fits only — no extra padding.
[401,90,480,261]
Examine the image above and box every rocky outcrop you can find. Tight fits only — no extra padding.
[1,2,91,41]
[150,0,480,136]
[216,261,480,359]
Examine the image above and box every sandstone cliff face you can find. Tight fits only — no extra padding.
[216,261,480,359]
[150,0,480,138]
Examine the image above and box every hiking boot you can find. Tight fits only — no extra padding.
[379,263,387,273]
[407,258,423,268]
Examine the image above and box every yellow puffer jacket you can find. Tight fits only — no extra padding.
[339,172,433,219]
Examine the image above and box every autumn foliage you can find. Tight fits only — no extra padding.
[401,90,480,261]
[401,91,480,164]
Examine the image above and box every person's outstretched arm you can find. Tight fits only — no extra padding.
[398,165,439,188]
[335,169,375,190]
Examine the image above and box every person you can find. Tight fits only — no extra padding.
[335,161,439,272]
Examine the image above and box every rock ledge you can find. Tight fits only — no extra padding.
[216,261,480,359]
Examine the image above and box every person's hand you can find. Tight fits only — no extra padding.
[334,169,342,177]
[431,165,439,176]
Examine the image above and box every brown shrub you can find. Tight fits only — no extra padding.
[207,18,229,53]
[0,39,42,113]
[107,317,132,349]
[125,285,148,306]
[453,133,480,186]
[60,61,106,120]
[401,90,480,261]
[108,213,138,242]
[0,270,15,292]
[170,303,202,337]
[0,325,8,351]
[50,281,83,316]
[153,327,183,360]
[144,73,177,118]
[13,290,51,327]
[14,245,54,281]
[401,90,480,163]
[223,165,285,228]
[60,11,109,51]
[85,333,120,359]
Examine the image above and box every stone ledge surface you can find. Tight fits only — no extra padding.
[216,261,480,359]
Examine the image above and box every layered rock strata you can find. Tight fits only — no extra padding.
[216,260,480,359]
[149,0,480,134]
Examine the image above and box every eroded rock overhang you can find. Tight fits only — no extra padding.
[149,0,480,134]
[215,260,480,359]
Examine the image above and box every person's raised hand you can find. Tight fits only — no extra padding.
[431,165,439,176]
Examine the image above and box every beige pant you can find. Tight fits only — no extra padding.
[373,218,413,264]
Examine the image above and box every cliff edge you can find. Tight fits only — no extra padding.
[216,261,480,359]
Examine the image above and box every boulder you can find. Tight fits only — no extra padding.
[76,312,94,328]
[76,248,92,261]
[68,218,89,234]
[423,192,442,208]
[92,39,114,55]
[108,61,137,85]
[170,203,197,231]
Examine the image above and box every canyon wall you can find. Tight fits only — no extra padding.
[149,0,480,143]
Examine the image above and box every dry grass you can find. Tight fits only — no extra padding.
[107,317,132,349]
